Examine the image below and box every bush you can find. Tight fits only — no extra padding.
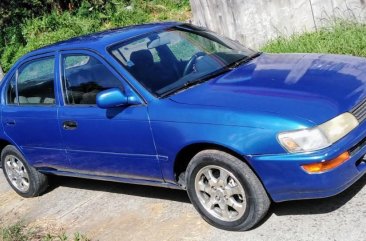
[0,0,191,72]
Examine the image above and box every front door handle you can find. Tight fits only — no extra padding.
[63,120,78,130]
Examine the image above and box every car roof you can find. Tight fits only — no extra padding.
[22,21,182,58]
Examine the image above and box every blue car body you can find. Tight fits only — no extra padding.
[1,22,366,202]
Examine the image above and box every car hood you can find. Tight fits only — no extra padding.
[170,53,366,125]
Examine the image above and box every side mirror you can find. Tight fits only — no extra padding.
[96,88,140,109]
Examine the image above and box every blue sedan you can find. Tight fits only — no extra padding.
[1,22,366,231]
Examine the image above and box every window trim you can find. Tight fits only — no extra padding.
[5,74,17,105]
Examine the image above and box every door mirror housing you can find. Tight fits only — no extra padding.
[96,88,140,109]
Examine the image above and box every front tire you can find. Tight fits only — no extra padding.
[186,150,270,231]
[1,145,48,198]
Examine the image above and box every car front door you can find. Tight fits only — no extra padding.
[2,54,68,169]
[58,50,161,181]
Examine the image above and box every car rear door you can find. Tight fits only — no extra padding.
[2,53,68,169]
[57,50,161,181]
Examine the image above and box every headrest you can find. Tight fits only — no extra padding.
[130,50,154,67]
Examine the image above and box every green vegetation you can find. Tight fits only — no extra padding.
[0,222,90,241]
[262,20,366,58]
[1,222,29,241]
[3,1,365,75]
[0,0,191,72]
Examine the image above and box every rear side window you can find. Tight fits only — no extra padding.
[17,57,56,105]
[62,54,123,105]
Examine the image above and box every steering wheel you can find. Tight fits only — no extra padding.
[183,52,207,76]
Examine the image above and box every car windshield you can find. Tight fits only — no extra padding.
[109,24,256,97]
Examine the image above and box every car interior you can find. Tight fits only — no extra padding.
[128,48,183,92]
[16,77,55,105]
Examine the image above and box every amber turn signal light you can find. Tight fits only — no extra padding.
[301,151,350,173]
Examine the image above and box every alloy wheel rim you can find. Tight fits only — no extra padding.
[194,165,246,222]
[4,155,30,193]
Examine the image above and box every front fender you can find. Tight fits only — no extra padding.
[148,99,313,182]
[150,121,281,182]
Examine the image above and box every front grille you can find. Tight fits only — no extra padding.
[351,99,366,123]
[350,136,366,156]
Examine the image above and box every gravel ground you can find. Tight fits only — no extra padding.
[0,172,365,241]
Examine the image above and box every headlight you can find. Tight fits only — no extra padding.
[278,113,359,153]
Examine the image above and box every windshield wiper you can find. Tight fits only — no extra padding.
[228,52,262,69]
[159,67,231,98]
[159,52,262,98]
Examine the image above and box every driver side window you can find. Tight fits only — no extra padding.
[61,54,123,105]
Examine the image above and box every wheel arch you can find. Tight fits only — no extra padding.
[173,142,254,182]
[172,142,273,203]
[0,138,14,167]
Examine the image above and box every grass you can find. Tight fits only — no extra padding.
[0,222,90,241]
[1,223,28,241]
[262,20,366,58]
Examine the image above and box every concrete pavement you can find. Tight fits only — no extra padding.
[0,172,365,241]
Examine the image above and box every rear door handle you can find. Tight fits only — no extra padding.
[63,120,78,130]
[5,120,16,126]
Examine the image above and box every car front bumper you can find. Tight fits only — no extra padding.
[247,121,366,202]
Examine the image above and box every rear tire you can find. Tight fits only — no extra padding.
[186,150,270,231]
[1,145,48,198]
